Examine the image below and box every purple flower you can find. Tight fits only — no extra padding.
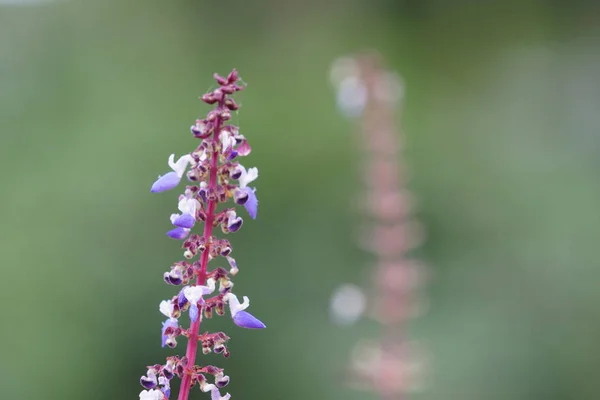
[161,318,178,348]
[224,292,266,329]
[150,154,193,193]
[170,197,199,229]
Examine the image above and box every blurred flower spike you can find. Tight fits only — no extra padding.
[138,70,265,400]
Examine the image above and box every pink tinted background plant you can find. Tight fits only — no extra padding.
[330,53,427,399]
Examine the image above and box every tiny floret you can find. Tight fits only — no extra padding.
[161,318,178,348]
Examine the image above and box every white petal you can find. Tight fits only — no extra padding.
[239,166,258,188]
[159,300,174,318]
[224,293,249,317]
[168,154,193,177]
[204,278,216,294]
[178,197,198,215]
[184,282,214,304]
[139,389,163,400]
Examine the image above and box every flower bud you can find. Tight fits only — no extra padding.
[224,98,239,111]
[229,166,242,180]
[233,188,249,205]
[220,110,231,121]
[220,246,232,257]
[214,73,228,85]
[215,373,230,388]
[227,217,243,233]
[227,69,238,83]
[140,371,158,389]
[201,94,217,104]
[186,169,200,182]
[213,343,226,354]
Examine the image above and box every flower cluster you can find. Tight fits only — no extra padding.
[140,70,265,400]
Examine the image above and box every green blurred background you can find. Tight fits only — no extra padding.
[1,0,600,399]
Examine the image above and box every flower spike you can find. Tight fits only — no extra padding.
[140,70,265,400]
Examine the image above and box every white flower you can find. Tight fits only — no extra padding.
[168,154,194,177]
[159,300,174,318]
[170,197,200,228]
[183,279,216,305]
[238,166,258,188]
[139,389,163,400]
[223,292,249,318]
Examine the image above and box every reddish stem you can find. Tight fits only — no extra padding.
[177,106,223,400]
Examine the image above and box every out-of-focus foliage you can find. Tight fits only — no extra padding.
[1,1,599,399]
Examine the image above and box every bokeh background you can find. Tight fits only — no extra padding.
[2,0,600,399]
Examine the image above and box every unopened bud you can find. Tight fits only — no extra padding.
[201,94,217,104]
[165,337,177,348]
[233,188,249,205]
[215,374,230,388]
[224,98,239,111]
[229,166,242,180]
[215,302,225,316]
[214,343,225,354]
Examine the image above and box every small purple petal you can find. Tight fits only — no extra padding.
[166,227,190,240]
[162,387,171,398]
[228,218,243,233]
[163,368,174,380]
[227,150,238,160]
[161,319,178,347]
[198,189,208,203]
[189,304,199,323]
[140,375,157,390]
[177,290,188,308]
[173,213,195,228]
[233,310,266,329]
[151,171,181,193]
[243,187,258,219]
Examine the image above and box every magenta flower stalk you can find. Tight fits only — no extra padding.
[330,53,426,399]
[139,69,265,400]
